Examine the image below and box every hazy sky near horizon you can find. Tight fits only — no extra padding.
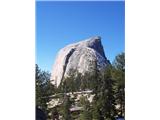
[36,1,125,72]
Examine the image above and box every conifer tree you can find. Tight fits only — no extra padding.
[92,65,116,120]
[79,96,92,120]
[112,52,125,117]
[102,67,116,120]
[60,95,72,120]
[36,64,55,117]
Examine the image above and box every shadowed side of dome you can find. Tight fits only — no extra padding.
[86,36,106,59]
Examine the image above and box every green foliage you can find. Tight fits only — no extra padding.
[112,52,125,117]
[36,64,55,114]
[113,52,125,72]
[60,95,73,120]
[79,96,92,120]
[59,60,101,92]
[59,69,96,92]
[58,69,77,93]
[91,67,116,120]
[103,68,117,119]
[41,52,125,119]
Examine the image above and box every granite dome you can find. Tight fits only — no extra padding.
[51,36,110,87]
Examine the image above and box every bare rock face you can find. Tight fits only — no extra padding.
[51,36,110,87]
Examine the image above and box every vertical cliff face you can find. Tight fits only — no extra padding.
[51,36,110,87]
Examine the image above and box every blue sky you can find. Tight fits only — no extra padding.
[36,1,125,72]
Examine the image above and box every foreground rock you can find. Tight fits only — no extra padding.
[51,36,110,87]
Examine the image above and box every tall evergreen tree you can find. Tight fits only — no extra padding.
[60,95,72,120]
[102,67,116,120]
[91,60,105,120]
[36,64,55,116]
[112,52,125,117]
[92,96,104,120]
[113,52,125,72]
[79,96,92,120]
[92,65,116,120]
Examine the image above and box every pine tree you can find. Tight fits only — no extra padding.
[91,66,116,120]
[92,97,103,120]
[102,67,116,120]
[36,64,55,118]
[60,95,72,120]
[79,96,92,120]
[112,52,125,117]
[36,64,46,109]
[113,52,125,72]
[91,61,105,120]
